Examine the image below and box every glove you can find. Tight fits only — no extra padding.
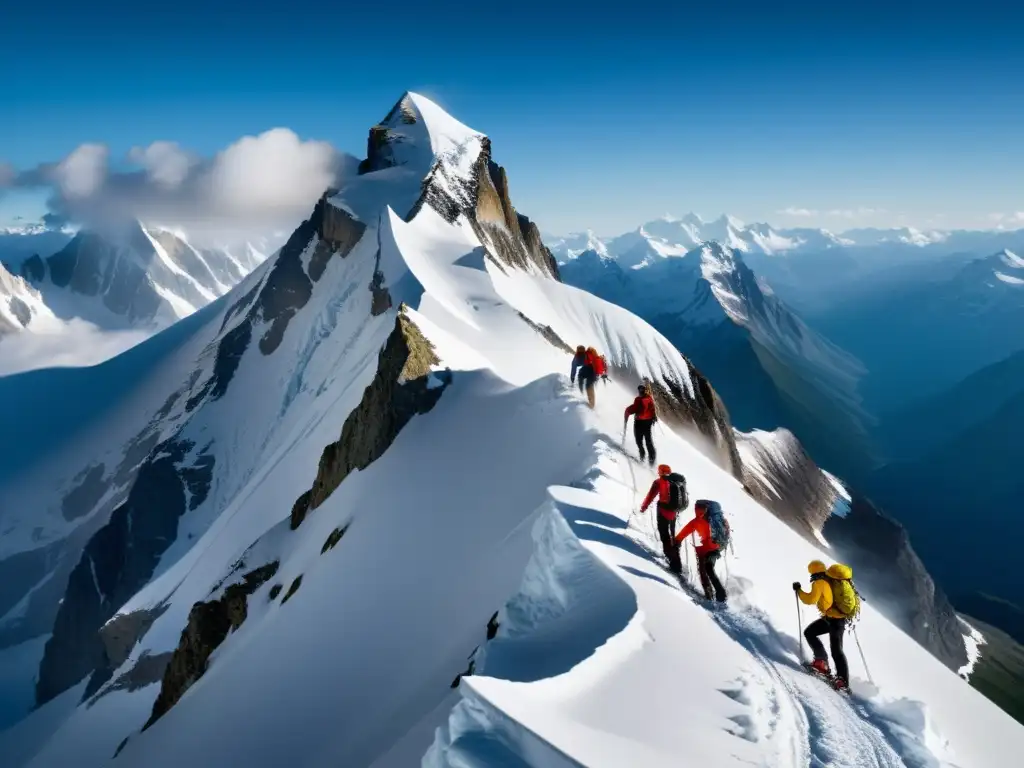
[792,582,801,592]
[601,374,609,381]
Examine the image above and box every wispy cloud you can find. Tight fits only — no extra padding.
[825,207,886,219]
[777,206,886,221]
[1,130,357,242]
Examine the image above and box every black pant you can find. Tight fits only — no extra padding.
[697,550,727,602]
[634,418,655,464]
[656,513,681,574]
[805,617,849,681]
[577,365,594,392]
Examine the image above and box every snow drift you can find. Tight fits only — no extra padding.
[1,93,1021,768]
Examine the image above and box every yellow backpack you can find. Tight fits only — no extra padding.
[825,564,861,620]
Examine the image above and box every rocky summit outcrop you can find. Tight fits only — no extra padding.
[470,143,560,280]
[823,495,969,671]
[144,561,279,730]
[291,307,449,529]
[357,95,419,175]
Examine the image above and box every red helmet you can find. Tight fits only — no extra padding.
[657,464,671,476]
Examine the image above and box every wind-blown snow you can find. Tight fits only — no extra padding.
[3,92,1020,768]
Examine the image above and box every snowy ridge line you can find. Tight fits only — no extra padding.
[425,424,955,767]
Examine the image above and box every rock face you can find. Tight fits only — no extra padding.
[735,429,836,539]
[291,307,449,529]
[35,438,215,705]
[823,495,969,671]
[469,143,560,279]
[144,562,279,730]
[357,96,419,175]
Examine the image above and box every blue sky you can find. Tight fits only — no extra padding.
[2,0,1022,235]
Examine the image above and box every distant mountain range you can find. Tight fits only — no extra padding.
[0,222,281,336]
[548,216,1024,315]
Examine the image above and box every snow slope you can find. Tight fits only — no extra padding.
[2,93,1020,768]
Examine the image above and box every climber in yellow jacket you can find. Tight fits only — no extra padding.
[793,560,859,691]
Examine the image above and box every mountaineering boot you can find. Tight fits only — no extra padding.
[832,677,850,694]
[805,658,831,677]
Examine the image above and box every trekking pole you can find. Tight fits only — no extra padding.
[795,593,805,662]
[853,626,875,686]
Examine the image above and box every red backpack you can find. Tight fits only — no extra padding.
[594,355,607,377]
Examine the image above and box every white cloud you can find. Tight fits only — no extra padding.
[0,318,150,376]
[201,129,339,220]
[55,144,108,199]
[777,207,817,217]
[128,141,197,189]
[5,130,355,243]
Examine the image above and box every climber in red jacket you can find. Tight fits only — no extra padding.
[624,382,657,466]
[639,464,685,574]
[674,501,727,602]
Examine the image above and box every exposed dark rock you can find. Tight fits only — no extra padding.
[88,651,174,706]
[313,199,365,279]
[9,296,31,326]
[61,463,109,522]
[823,496,968,671]
[468,142,559,279]
[486,611,500,641]
[291,309,449,529]
[321,526,348,554]
[281,575,303,605]
[357,95,419,175]
[289,490,313,531]
[450,659,475,689]
[516,312,573,353]
[219,277,263,333]
[144,562,279,730]
[369,264,393,316]
[255,215,316,355]
[36,438,215,706]
[735,429,836,539]
[114,737,130,759]
[269,584,282,601]
[21,253,46,282]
